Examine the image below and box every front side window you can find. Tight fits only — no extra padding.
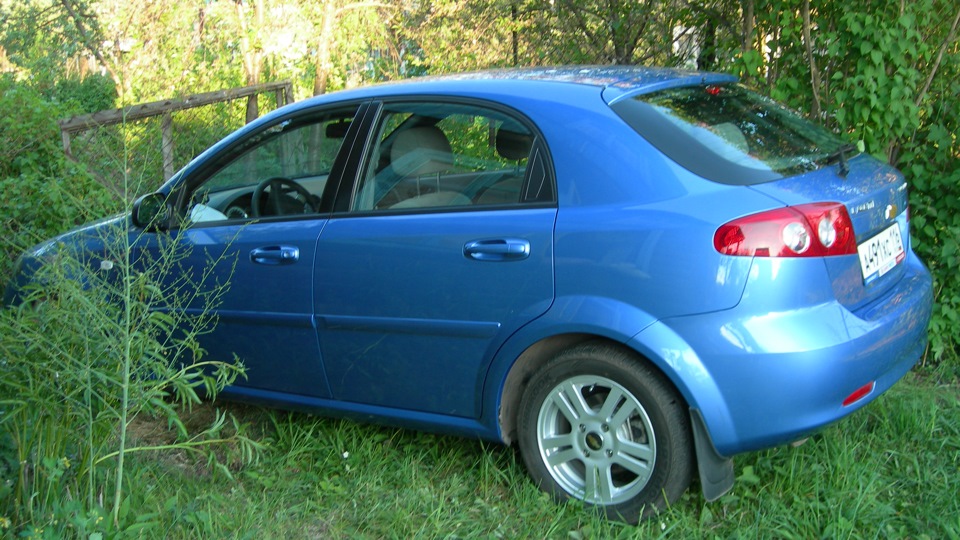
[351,102,543,211]
[186,107,358,222]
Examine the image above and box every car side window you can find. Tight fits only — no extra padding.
[351,103,540,212]
[187,107,358,222]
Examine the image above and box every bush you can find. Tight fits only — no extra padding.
[49,73,117,114]
[0,77,118,278]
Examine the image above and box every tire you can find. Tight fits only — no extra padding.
[517,342,693,523]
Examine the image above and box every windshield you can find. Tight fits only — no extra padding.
[612,84,852,185]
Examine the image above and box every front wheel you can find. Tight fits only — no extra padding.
[517,342,693,523]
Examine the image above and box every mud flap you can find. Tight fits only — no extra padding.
[690,408,735,501]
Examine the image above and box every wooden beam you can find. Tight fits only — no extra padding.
[59,80,294,134]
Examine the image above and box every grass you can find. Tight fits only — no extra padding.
[77,369,960,539]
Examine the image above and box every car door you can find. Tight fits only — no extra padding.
[314,100,557,417]
[163,104,366,398]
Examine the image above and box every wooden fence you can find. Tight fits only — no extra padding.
[59,81,294,190]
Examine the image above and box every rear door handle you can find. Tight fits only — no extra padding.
[463,238,530,261]
[250,245,300,265]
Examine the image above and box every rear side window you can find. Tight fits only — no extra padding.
[611,84,850,185]
[351,102,553,212]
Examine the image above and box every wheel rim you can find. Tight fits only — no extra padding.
[536,375,656,505]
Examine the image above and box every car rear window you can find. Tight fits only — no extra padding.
[610,84,850,185]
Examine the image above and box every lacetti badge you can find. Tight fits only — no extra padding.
[851,200,875,215]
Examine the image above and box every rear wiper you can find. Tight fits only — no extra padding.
[824,143,860,177]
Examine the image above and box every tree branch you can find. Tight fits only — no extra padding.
[915,6,960,108]
[58,0,121,88]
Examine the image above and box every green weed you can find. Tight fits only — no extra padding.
[76,370,956,538]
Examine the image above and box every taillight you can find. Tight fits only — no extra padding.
[714,203,856,257]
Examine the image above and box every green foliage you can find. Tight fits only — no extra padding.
[0,216,261,535]
[49,74,118,114]
[0,78,117,276]
[0,1,92,92]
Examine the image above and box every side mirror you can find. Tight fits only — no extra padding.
[131,192,170,231]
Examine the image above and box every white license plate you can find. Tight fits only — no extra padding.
[858,223,905,284]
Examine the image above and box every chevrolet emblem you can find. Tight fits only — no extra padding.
[885,204,898,220]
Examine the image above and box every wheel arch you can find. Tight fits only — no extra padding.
[498,332,596,445]
[497,332,703,446]
[493,318,738,502]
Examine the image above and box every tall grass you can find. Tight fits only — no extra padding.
[0,217,263,536]
[54,368,956,538]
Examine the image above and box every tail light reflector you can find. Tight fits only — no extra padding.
[714,202,856,257]
[842,381,875,407]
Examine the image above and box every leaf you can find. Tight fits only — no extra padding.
[898,13,916,30]
[700,504,716,525]
[738,465,762,485]
[118,495,131,521]
[848,17,863,34]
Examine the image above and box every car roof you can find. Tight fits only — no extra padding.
[428,65,734,92]
[298,65,739,107]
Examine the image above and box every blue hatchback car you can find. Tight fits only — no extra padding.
[7,66,933,522]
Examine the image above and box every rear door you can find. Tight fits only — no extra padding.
[314,100,557,417]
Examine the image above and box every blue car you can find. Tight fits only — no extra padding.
[7,66,932,522]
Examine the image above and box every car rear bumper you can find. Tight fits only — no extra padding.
[646,251,932,457]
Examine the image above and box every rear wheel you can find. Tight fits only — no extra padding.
[517,342,693,523]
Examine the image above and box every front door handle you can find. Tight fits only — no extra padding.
[463,238,530,261]
[250,245,300,265]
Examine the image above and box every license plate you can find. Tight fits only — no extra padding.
[858,223,905,284]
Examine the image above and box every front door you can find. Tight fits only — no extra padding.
[165,105,363,398]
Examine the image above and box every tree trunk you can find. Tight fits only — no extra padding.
[741,0,754,54]
[235,0,265,123]
[698,16,718,71]
[801,0,822,118]
[59,0,124,97]
[313,0,338,96]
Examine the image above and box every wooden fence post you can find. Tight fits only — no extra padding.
[161,112,174,181]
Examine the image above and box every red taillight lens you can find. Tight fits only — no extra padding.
[714,203,857,257]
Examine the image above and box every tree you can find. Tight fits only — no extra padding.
[307,0,395,95]
[517,0,693,66]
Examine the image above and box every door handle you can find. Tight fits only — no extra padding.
[463,238,530,261]
[250,245,300,265]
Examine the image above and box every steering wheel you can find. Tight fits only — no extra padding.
[250,177,316,217]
